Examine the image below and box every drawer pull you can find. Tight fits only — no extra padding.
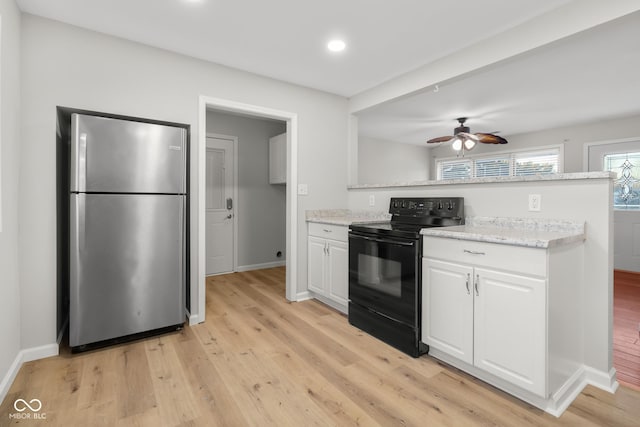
[322,229,332,233]
[464,249,486,256]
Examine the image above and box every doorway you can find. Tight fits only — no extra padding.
[205,136,236,275]
[587,138,640,389]
[193,96,299,325]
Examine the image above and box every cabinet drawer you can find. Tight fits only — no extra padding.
[423,236,546,277]
[308,222,348,241]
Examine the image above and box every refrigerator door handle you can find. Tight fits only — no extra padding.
[71,114,88,192]
[76,194,86,253]
[69,194,85,347]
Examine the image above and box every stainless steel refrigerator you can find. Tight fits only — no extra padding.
[69,113,187,350]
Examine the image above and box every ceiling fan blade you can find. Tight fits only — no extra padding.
[426,135,454,144]
[476,133,508,144]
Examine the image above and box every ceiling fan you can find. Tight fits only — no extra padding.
[426,117,507,154]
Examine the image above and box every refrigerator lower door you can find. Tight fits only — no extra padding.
[70,193,185,348]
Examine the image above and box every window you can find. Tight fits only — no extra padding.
[436,148,561,181]
[438,159,472,180]
[475,156,510,177]
[604,152,640,209]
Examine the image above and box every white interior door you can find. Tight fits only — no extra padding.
[206,137,235,275]
[588,140,640,272]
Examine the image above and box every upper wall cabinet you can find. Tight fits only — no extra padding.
[269,133,286,185]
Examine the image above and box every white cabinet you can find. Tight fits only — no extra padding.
[327,241,349,305]
[423,258,545,395]
[473,267,546,394]
[422,234,586,410]
[269,133,286,184]
[422,259,474,364]
[307,223,348,313]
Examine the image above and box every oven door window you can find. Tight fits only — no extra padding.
[357,253,402,297]
[349,234,418,326]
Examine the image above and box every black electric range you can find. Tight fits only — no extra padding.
[348,197,464,357]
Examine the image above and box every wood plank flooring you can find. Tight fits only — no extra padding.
[2,267,640,426]
[614,269,640,390]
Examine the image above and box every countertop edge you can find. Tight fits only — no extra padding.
[421,229,585,249]
[348,171,615,190]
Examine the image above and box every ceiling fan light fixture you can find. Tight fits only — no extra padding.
[451,137,463,151]
[463,137,477,151]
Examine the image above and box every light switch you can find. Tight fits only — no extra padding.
[369,194,375,206]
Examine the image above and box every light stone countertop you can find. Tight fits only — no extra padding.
[306,209,391,226]
[421,216,585,249]
[349,171,615,189]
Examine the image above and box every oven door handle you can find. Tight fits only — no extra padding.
[352,235,415,247]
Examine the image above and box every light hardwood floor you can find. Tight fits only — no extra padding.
[1,267,639,426]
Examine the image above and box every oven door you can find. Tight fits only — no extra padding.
[348,231,419,327]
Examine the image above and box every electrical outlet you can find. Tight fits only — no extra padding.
[369,194,375,207]
[297,184,308,195]
[528,194,541,212]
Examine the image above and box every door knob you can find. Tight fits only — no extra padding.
[226,214,233,219]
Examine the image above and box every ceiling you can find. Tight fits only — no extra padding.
[15,1,640,144]
[356,9,640,145]
[16,0,570,97]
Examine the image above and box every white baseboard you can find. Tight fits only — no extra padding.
[546,367,586,417]
[21,344,59,364]
[584,366,619,393]
[0,343,58,405]
[295,291,312,301]
[0,351,23,406]
[236,260,286,272]
[188,313,202,325]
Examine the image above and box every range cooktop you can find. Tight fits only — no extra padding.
[349,197,465,239]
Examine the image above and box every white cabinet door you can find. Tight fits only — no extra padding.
[269,133,286,184]
[307,236,326,294]
[474,268,546,397]
[422,258,474,365]
[327,240,349,306]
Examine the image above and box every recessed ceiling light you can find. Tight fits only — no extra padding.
[327,40,346,52]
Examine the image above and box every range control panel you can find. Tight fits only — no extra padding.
[389,197,464,219]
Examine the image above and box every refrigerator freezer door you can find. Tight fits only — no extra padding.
[70,193,185,347]
[71,114,186,194]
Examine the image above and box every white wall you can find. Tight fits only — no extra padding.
[206,110,286,268]
[0,0,22,402]
[348,176,614,389]
[358,137,430,184]
[19,15,348,350]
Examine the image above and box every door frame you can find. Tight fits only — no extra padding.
[205,133,239,275]
[193,95,298,324]
[583,137,640,171]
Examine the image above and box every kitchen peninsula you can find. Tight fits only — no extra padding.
[345,171,616,416]
[422,216,585,415]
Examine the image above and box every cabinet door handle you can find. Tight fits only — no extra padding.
[465,273,470,295]
[464,249,486,256]
[474,274,480,296]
